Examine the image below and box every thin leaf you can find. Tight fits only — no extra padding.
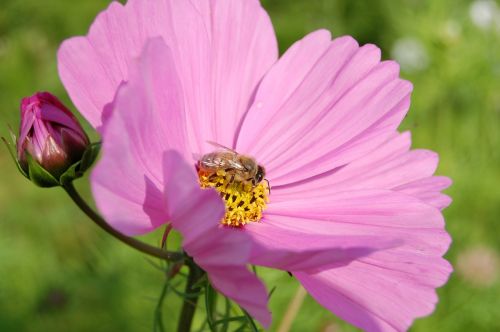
[7,125,16,145]
[205,284,218,332]
[241,308,259,332]
[192,273,208,289]
[154,261,185,332]
[144,257,167,272]
[221,297,231,332]
[1,136,28,178]
[234,321,249,332]
[214,316,246,327]
[268,286,277,300]
[154,279,171,332]
[170,284,204,299]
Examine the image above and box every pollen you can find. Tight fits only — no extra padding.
[197,169,269,227]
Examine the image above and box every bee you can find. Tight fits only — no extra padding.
[198,141,267,188]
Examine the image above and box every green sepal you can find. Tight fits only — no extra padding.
[79,142,101,173]
[26,153,60,187]
[59,160,81,186]
[59,142,101,185]
[1,136,28,178]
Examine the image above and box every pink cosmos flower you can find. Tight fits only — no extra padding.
[58,0,452,331]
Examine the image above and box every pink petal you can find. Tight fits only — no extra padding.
[259,189,451,331]
[236,31,412,186]
[162,151,225,244]
[186,227,272,327]
[58,1,143,129]
[245,221,398,273]
[58,0,277,152]
[91,38,189,235]
[18,110,36,150]
[295,255,452,332]
[190,0,278,149]
[265,190,451,257]
[272,132,451,209]
[163,151,271,326]
[396,176,452,210]
[268,190,443,228]
[208,265,271,327]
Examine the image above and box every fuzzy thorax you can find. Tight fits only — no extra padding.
[198,169,269,227]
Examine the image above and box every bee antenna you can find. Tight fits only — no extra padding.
[265,179,271,195]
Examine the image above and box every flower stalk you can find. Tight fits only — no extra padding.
[62,182,184,262]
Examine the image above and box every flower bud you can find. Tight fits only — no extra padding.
[16,92,90,185]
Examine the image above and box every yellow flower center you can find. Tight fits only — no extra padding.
[198,169,269,227]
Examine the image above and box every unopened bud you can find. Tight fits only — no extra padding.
[15,92,91,186]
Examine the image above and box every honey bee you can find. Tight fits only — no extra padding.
[198,141,266,187]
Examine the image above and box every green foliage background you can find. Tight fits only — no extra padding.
[1,0,499,331]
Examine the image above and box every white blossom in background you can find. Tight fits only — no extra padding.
[391,37,430,73]
[457,245,499,287]
[469,0,500,30]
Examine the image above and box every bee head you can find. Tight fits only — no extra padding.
[254,165,265,185]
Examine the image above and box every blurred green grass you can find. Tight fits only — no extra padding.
[1,0,499,331]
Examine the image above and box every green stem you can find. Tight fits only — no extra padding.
[177,264,204,332]
[62,182,183,262]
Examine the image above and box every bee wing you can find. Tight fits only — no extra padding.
[204,141,247,171]
[206,141,238,153]
[200,159,224,168]
[226,158,247,171]
[201,156,246,171]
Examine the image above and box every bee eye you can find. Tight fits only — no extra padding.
[255,166,265,183]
